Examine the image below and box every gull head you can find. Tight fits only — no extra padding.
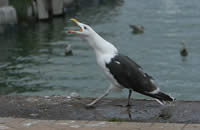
[67,18,95,38]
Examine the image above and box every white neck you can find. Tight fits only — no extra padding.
[84,31,118,57]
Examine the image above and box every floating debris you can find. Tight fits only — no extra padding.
[129,24,144,34]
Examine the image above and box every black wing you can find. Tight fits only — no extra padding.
[105,54,157,94]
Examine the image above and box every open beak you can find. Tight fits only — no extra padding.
[67,18,83,33]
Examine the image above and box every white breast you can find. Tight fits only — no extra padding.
[96,53,123,89]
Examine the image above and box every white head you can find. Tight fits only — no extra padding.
[67,18,95,38]
[67,18,118,55]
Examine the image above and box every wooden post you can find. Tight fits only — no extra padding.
[0,0,8,7]
[36,0,50,20]
[0,6,17,24]
[52,0,63,16]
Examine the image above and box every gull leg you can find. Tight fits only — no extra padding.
[127,90,132,106]
[86,85,112,107]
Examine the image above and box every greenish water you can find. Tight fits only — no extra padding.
[0,0,200,100]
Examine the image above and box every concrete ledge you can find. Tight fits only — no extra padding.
[0,96,199,123]
[1,117,200,130]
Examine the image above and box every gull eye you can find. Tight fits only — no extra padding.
[84,26,87,30]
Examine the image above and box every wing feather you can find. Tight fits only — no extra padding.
[105,54,157,93]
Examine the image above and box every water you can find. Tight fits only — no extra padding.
[0,0,200,100]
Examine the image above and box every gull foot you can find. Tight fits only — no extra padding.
[85,104,96,109]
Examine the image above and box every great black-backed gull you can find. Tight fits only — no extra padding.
[67,18,175,107]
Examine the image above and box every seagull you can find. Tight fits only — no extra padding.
[67,18,175,107]
[180,41,188,57]
[129,24,144,34]
[64,44,73,56]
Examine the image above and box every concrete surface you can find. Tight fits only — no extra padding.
[0,117,199,130]
[0,96,200,123]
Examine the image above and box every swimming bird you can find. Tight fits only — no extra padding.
[129,24,144,34]
[180,41,188,57]
[67,18,175,107]
[64,44,73,56]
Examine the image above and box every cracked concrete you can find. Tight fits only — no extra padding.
[0,96,200,129]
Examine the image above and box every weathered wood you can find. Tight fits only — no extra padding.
[36,0,49,20]
[0,6,17,24]
[52,0,63,16]
[35,0,65,20]
[63,0,74,7]
[0,0,8,7]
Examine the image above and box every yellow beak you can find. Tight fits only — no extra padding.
[67,18,83,33]
[70,18,79,24]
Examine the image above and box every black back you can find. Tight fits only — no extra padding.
[106,54,157,94]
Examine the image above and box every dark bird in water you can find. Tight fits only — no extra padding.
[180,41,188,57]
[129,24,144,34]
[67,18,175,107]
[65,44,73,56]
